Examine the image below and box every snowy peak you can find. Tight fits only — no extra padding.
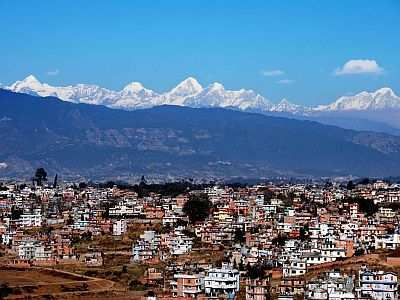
[123,82,145,92]
[373,87,396,97]
[208,82,225,92]
[167,77,203,96]
[160,77,203,106]
[183,82,273,111]
[178,77,203,91]
[6,75,399,114]
[120,81,158,98]
[10,74,42,91]
[22,74,40,84]
[271,98,305,113]
[319,87,400,111]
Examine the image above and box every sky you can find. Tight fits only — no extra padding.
[0,0,399,105]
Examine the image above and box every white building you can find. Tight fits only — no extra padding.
[109,204,135,217]
[305,271,355,300]
[131,231,161,262]
[20,213,42,228]
[375,233,400,250]
[112,219,127,236]
[205,263,240,298]
[283,258,307,277]
[170,235,193,255]
[355,266,398,300]
[17,240,51,260]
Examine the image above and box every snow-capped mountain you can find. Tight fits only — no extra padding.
[316,88,400,111]
[161,77,203,106]
[113,82,160,109]
[5,75,400,115]
[10,75,118,106]
[183,82,273,111]
[270,98,308,114]
[6,75,273,112]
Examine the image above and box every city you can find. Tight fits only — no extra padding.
[1,172,400,299]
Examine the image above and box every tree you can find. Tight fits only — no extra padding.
[346,180,355,190]
[0,283,12,300]
[79,182,88,189]
[263,189,274,202]
[11,206,23,220]
[234,228,245,244]
[354,248,364,256]
[140,175,147,186]
[104,181,115,189]
[34,168,47,186]
[324,181,333,188]
[175,218,188,228]
[53,174,58,188]
[183,194,212,223]
[359,178,370,185]
[66,214,74,225]
[146,291,155,297]
[272,234,288,246]
[300,225,309,241]
[247,264,268,279]
[346,196,377,216]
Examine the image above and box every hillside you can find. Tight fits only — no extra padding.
[1,89,400,180]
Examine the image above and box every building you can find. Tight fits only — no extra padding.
[283,258,307,277]
[205,263,240,298]
[246,278,270,300]
[305,271,355,300]
[132,231,161,262]
[355,266,398,300]
[171,273,204,298]
[112,219,127,236]
[20,213,42,228]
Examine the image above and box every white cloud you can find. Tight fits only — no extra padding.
[261,69,285,77]
[277,79,294,84]
[334,59,383,76]
[47,69,60,76]
[0,162,7,169]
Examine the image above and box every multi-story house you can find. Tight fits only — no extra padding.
[355,266,398,300]
[205,263,240,298]
[282,258,307,277]
[246,278,270,300]
[112,219,127,236]
[131,231,161,262]
[305,271,355,300]
[171,273,204,298]
[20,212,42,228]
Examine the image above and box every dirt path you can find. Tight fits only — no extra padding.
[2,266,121,300]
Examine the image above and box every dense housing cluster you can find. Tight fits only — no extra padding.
[1,178,400,299]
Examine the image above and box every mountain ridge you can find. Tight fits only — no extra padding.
[7,75,400,113]
[7,75,400,137]
[1,89,400,180]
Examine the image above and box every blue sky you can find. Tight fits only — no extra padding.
[0,0,399,105]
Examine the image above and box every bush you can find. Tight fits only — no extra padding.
[129,280,145,291]
[183,194,212,223]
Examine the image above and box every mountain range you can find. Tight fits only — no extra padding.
[2,89,400,180]
[8,75,400,112]
[7,75,400,135]
[8,75,273,112]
